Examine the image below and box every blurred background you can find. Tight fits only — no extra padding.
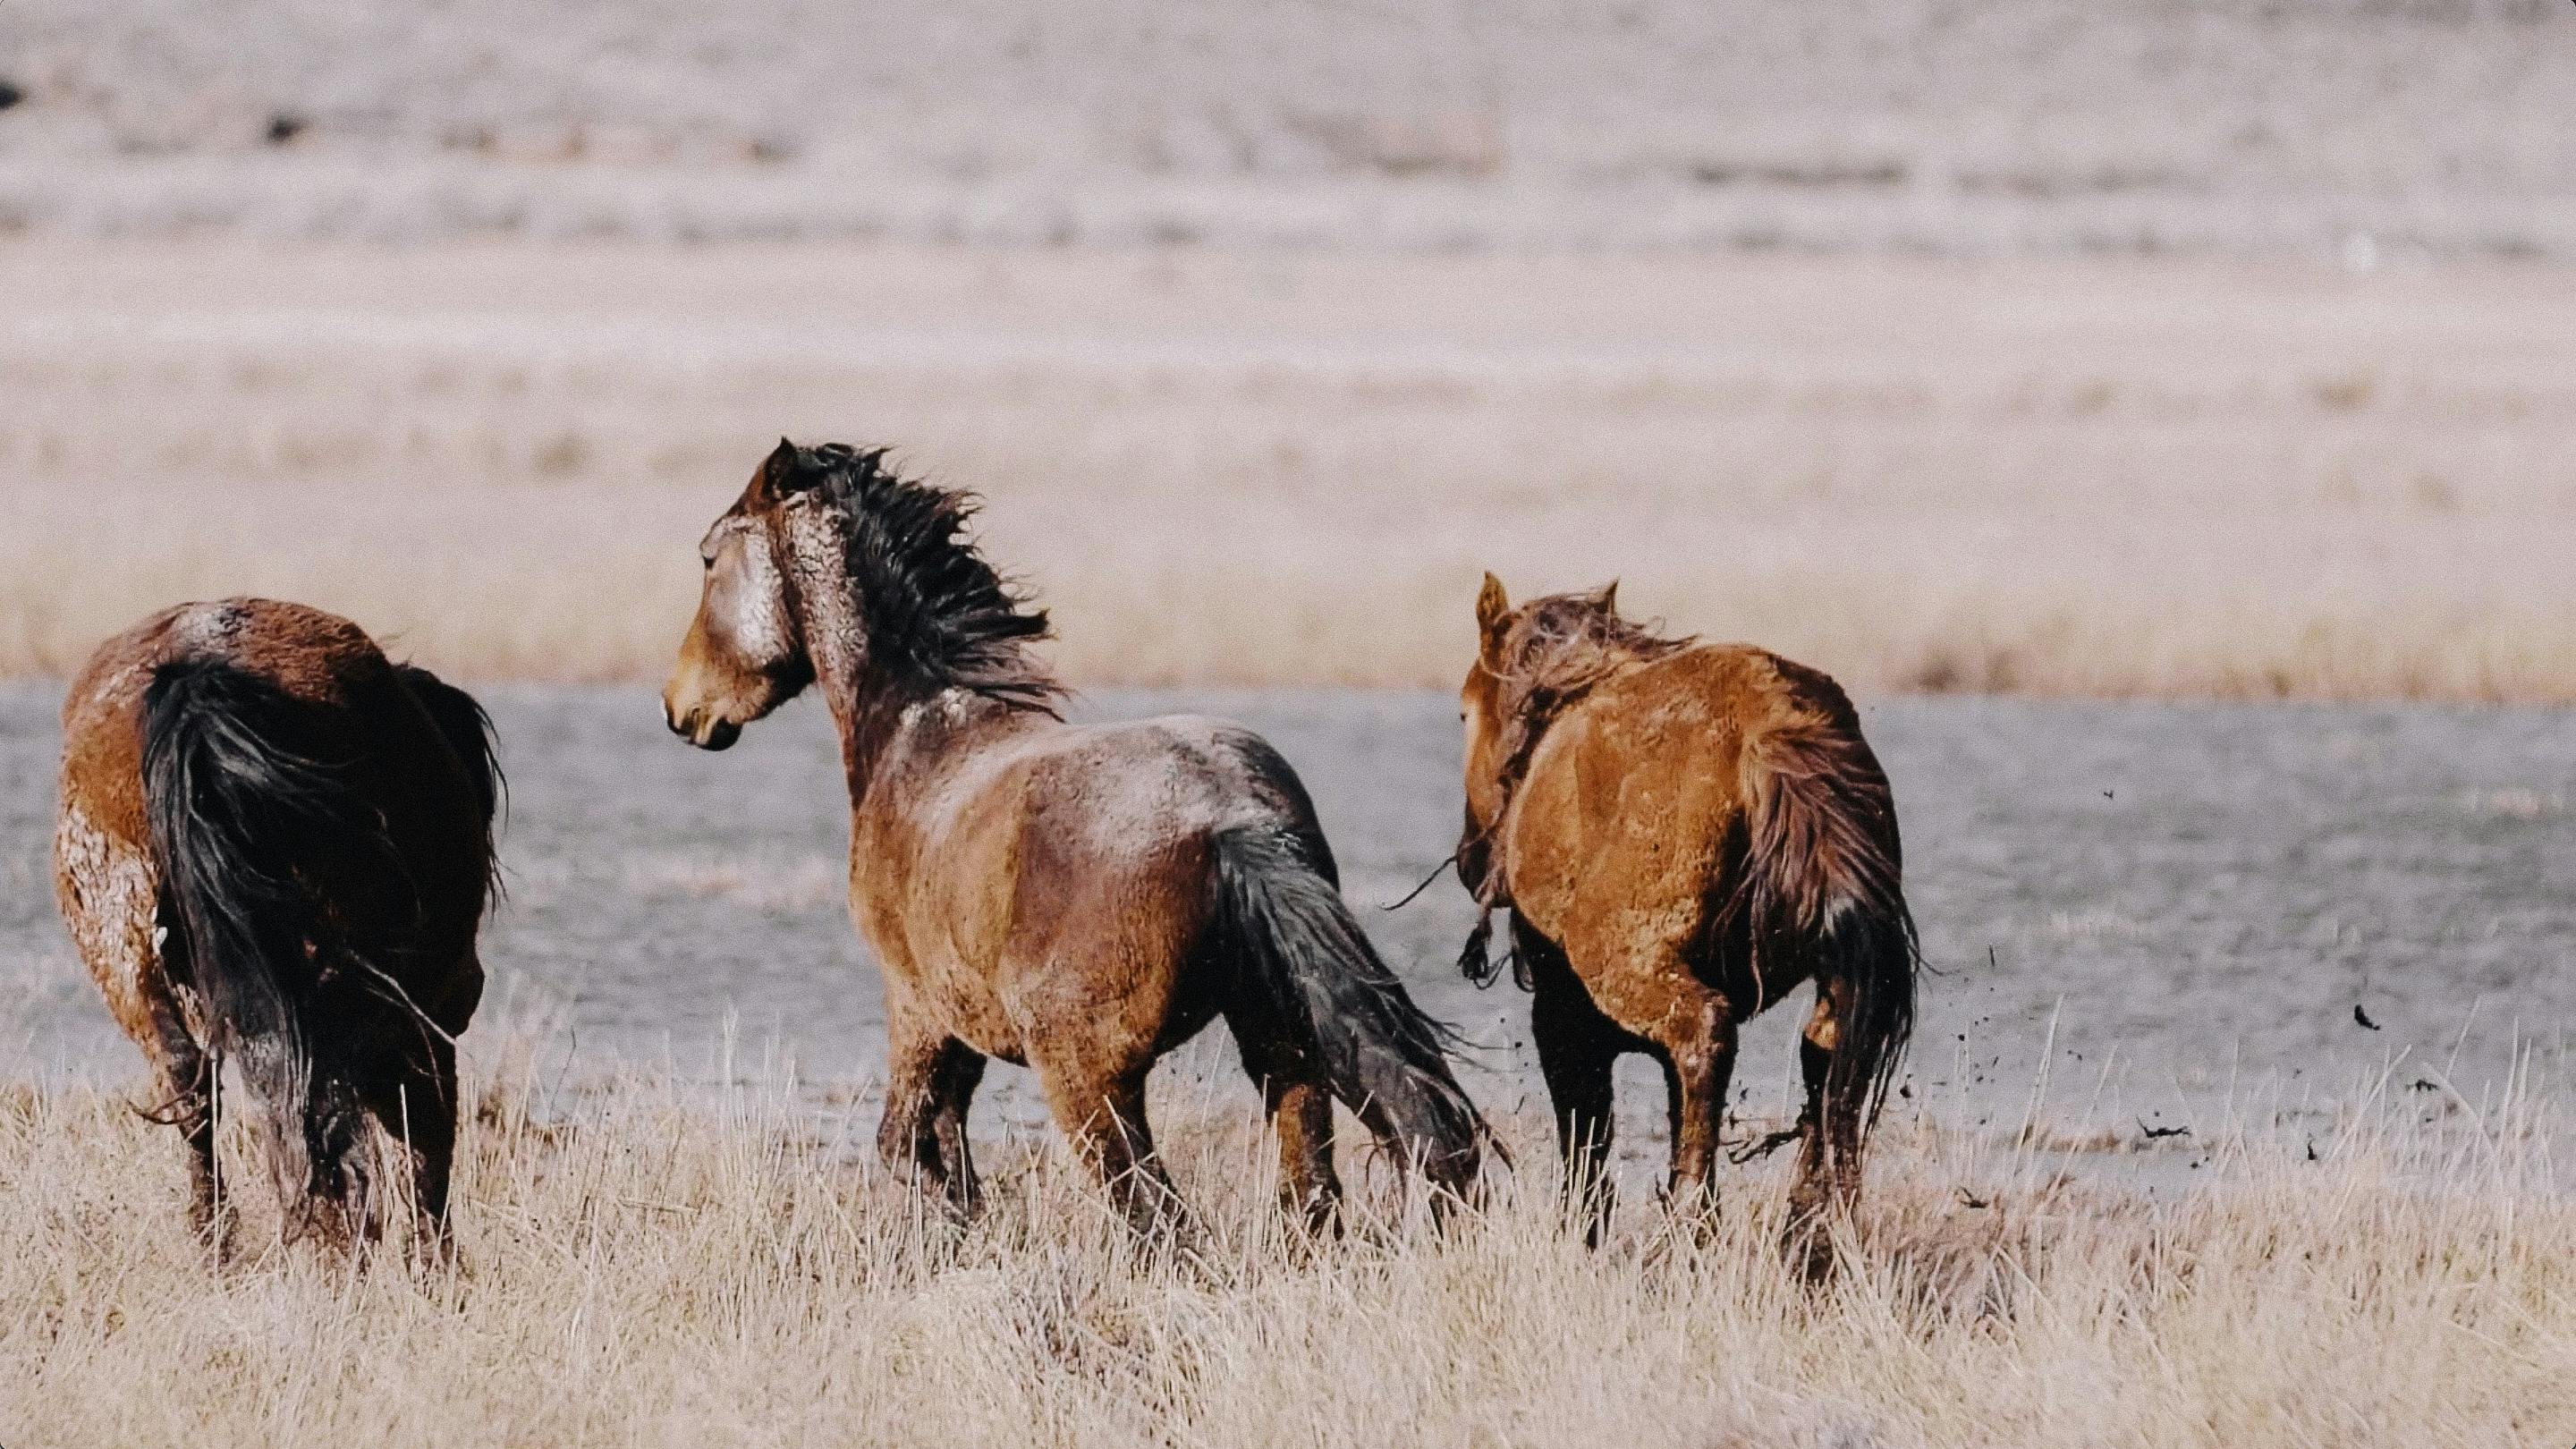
[0,0,2572,697]
[4,3,2572,1121]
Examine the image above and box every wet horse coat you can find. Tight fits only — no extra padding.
[55,598,499,1248]
[664,441,1483,1229]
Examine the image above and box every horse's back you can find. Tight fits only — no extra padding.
[921,712,1318,859]
[869,710,1325,1055]
[1504,643,1876,956]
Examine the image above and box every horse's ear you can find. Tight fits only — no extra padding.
[1475,572,1511,665]
[758,437,810,496]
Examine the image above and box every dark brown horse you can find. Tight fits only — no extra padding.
[1456,575,1917,1252]
[55,598,501,1250]
[663,440,1483,1231]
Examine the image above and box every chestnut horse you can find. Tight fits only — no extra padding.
[55,599,501,1250]
[663,441,1483,1231]
[1456,576,1917,1251]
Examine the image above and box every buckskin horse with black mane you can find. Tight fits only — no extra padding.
[55,598,502,1252]
[662,440,1484,1232]
[1455,575,1917,1260]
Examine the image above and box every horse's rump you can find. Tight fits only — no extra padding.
[1715,686,1919,1145]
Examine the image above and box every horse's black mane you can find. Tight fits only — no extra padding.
[796,443,1063,714]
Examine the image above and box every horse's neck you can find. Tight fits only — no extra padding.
[787,547,899,793]
[827,670,1040,823]
[835,691,1043,934]
[784,538,1042,816]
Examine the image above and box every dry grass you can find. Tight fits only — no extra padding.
[4,242,2576,701]
[2,1041,2568,1448]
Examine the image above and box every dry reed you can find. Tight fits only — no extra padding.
[4,242,2575,702]
[1,1034,2565,1448]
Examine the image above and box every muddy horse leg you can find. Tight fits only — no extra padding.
[1626,953,1736,1224]
[1267,1079,1342,1233]
[1523,924,1621,1246]
[355,1035,462,1253]
[128,983,232,1250]
[1224,1015,1343,1233]
[927,1046,987,1218]
[879,1029,985,1216]
[1037,1055,1183,1236]
[1786,983,1860,1278]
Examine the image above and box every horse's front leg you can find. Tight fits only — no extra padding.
[878,1026,983,1216]
[1523,924,1621,1246]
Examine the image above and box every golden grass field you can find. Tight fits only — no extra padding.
[4,241,2574,701]
[1,1036,2566,1448]
[4,5,2570,1444]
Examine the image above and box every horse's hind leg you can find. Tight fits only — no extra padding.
[174,1057,223,1243]
[1038,1057,1185,1238]
[1761,984,1865,1283]
[361,1036,462,1253]
[1630,965,1736,1224]
[134,988,229,1250]
[1789,983,1861,1220]
[1524,926,1620,1246]
[1266,1078,1342,1234]
[1224,1017,1343,1233]
[928,1046,987,1217]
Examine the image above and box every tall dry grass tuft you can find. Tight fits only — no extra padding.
[2,1039,2567,1447]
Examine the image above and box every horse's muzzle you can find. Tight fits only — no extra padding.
[664,700,741,751]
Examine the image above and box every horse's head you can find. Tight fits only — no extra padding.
[1457,573,1631,888]
[665,438,820,750]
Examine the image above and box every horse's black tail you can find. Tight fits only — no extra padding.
[394,662,505,900]
[1212,825,1486,1197]
[141,657,397,1233]
[1732,711,1919,1182]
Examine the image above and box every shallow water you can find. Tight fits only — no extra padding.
[4,683,2568,1160]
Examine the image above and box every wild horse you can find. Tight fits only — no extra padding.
[1455,575,1917,1262]
[663,440,1484,1232]
[56,598,501,1252]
